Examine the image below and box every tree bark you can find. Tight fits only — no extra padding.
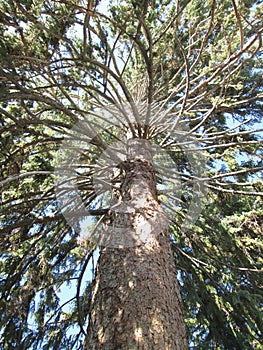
[85,139,188,349]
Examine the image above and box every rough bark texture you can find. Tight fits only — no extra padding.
[85,139,188,349]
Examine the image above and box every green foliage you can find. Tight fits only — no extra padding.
[174,193,262,348]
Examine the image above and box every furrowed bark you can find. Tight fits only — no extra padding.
[85,139,188,349]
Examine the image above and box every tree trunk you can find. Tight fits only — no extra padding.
[85,139,188,350]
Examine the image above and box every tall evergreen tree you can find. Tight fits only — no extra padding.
[0,0,262,349]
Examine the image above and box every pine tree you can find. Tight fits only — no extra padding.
[0,1,262,349]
